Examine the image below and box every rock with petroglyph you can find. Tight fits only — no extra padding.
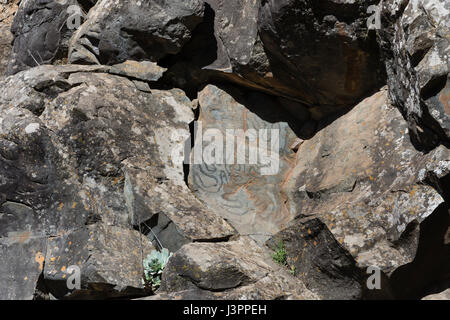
[156,237,318,300]
[188,84,300,243]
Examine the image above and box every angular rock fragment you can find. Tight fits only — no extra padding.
[378,0,450,150]
[267,218,365,300]
[158,237,318,300]
[7,0,80,75]
[43,224,154,299]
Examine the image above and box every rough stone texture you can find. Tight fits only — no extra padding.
[43,224,154,299]
[66,0,385,118]
[281,88,450,298]
[0,0,19,76]
[189,84,300,243]
[256,0,386,109]
[378,0,450,150]
[7,0,81,75]
[68,0,205,65]
[0,64,234,298]
[267,218,366,300]
[0,0,449,302]
[157,237,318,300]
[109,60,167,82]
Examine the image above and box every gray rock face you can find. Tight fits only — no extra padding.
[189,84,300,243]
[281,88,450,299]
[158,237,318,300]
[0,64,234,299]
[68,0,205,65]
[378,0,450,150]
[267,218,365,300]
[257,0,386,110]
[7,0,80,75]
[0,0,449,301]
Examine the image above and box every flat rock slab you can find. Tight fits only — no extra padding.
[189,84,299,243]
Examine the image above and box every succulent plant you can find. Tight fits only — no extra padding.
[143,248,172,291]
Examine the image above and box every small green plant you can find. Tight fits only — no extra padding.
[272,240,287,266]
[289,265,296,276]
[143,248,172,292]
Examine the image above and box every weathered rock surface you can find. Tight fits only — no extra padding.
[7,0,81,75]
[189,84,300,243]
[0,64,234,299]
[68,0,205,65]
[43,224,155,299]
[267,218,366,300]
[66,0,385,118]
[0,0,449,301]
[280,88,450,299]
[0,0,18,76]
[257,0,386,109]
[156,237,318,300]
[378,0,450,150]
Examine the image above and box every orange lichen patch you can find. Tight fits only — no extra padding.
[307,229,312,235]
[61,266,67,272]
[50,257,56,262]
[71,202,78,209]
[58,203,64,211]
[35,252,45,271]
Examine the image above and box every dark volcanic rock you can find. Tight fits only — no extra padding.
[378,0,450,150]
[0,64,234,299]
[158,237,318,300]
[267,218,365,300]
[7,0,79,75]
[68,0,205,65]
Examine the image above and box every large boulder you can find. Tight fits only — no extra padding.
[7,0,84,75]
[378,0,450,150]
[68,0,205,65]
[0,64,234,299]
[188,84,302,243]
[155,237,318,300]
[280,88,450,299]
